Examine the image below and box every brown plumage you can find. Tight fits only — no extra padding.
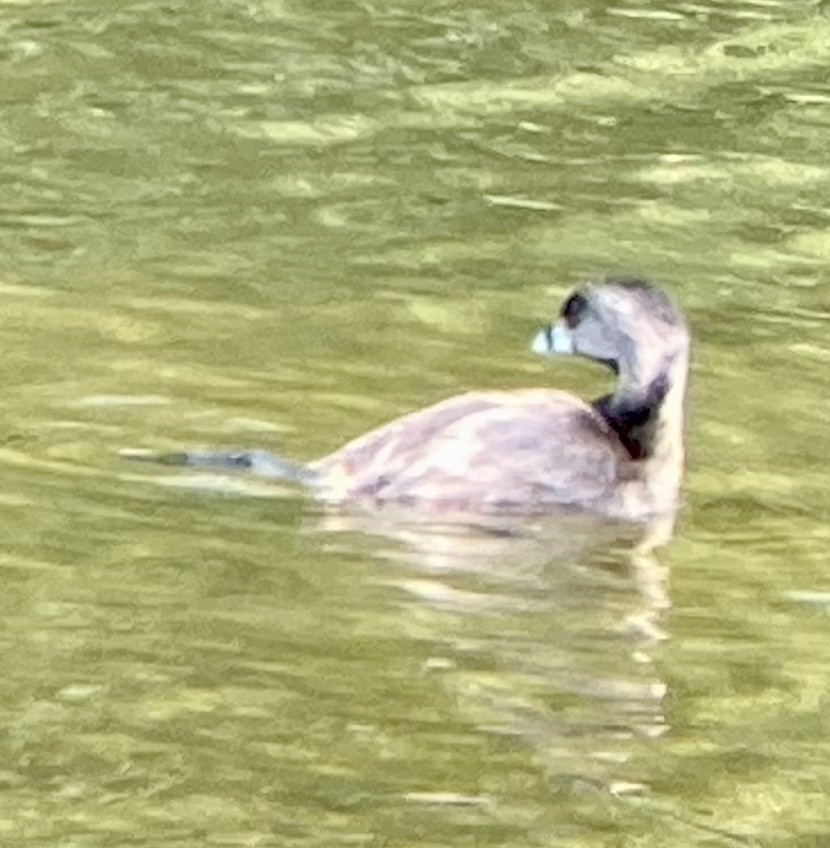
[126,278,690,521]
[309,390,626,512]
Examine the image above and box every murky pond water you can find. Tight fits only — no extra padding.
[1,0,828,845]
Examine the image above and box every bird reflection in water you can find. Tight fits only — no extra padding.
[313,506,674,797]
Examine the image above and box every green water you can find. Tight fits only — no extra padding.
[1,1,828,845]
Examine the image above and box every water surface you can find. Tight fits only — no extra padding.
[1,1,828,845]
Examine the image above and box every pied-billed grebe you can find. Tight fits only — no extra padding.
[127,278,690,520]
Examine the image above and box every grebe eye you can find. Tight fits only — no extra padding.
[561,292,588,328]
